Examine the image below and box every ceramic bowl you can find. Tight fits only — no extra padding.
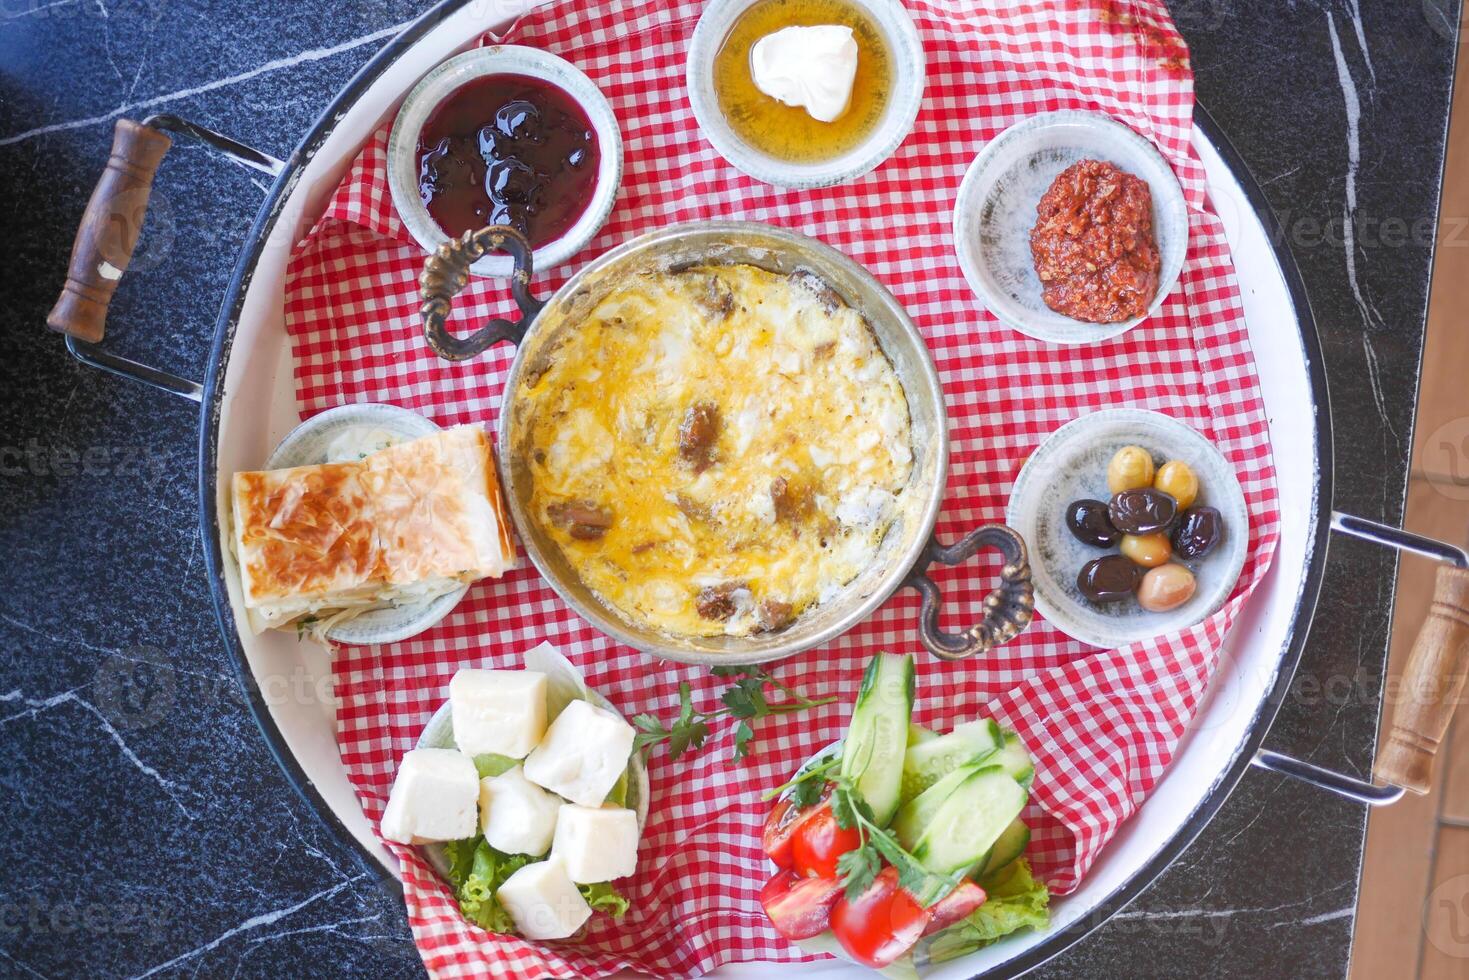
[413,641,652,885]
[953,110,1190,345]
[265,403,468,645]
[386,45,623,278]
[686,0,926,188]
[1006,409,1248,649]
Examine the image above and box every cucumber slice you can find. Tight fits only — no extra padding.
[976,818,1030,878]
[992,731,1036,786]
[892,761,993,850]
[900,718,1002,801]
[839,652,914,827]
[911,768,1028,876]
[908,723,938,745]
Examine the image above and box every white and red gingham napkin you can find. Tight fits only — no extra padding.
[282,0,1280,975]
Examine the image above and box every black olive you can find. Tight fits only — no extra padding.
[1077,555,1145,603]
[1066,499,1121,547]
[1108,488,1178,535]
[1172,507,1223,560]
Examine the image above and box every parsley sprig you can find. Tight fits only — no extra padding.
[631,665,836,763]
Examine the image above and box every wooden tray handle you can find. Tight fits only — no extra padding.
[46,119,172,343]
[1374,564,1469,793]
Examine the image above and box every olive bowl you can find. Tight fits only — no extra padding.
[1006,408,1249,649]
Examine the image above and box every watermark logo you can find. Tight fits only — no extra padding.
[92,647,176,731]
[1421,417,1469,501]
[1425,873,1469,959]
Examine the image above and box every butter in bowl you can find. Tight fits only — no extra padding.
[687,0,926,187]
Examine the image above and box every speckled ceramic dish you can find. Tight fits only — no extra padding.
[1006,409,1248,649]
[953,110,1190,345]
[387,45,622,278]
[264,403,468,645]
[686,0,925,188]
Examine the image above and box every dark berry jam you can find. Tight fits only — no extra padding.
[415,73,599,248]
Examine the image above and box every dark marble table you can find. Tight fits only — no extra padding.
[0,1,1457,976]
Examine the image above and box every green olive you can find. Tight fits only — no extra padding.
[1154,460,1199,510]
[1107,445,1156,494]
[1138,564,1197,612]
[1120,532,1172,568]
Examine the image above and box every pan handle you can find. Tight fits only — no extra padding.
[1249,511,1469,804]
[419,225,546,361]
[45,115,284,402]
[902,524,1034,660]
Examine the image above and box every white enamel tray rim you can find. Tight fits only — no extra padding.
[206,4,1323,977]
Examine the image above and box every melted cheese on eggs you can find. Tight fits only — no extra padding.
[519,265,913,638]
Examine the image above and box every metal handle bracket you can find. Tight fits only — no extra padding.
[55,114,281,402]
[1249,511,1468,805]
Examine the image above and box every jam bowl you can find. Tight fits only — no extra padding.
[387,45,623,278]
[685,0,926,189]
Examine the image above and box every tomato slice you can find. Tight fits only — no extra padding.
[762,796,820,869]
[923,879,987,936]
[830,866,931,969]
[790,801,863,879]
[760,871,844,940]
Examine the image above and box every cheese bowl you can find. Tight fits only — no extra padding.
[412,641,651,885]
[420,220,1034,665]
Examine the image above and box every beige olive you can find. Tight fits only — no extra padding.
[1138,564,1197,612]
[1154,460,1199,510]
[1107,445,1156,494]
[1120,532,1172,568]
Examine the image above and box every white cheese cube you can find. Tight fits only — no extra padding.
[379,748,479,845]
[495,857,593,940]
[552,804,640,883]
[522,699,635,807]
[479,765,561,857]
[450,668,548,759]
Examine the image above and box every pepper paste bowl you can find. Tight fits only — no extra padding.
[953,110,1190,345]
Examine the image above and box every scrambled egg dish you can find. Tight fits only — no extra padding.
[517,264,914,638]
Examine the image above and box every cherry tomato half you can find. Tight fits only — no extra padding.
[923,879,987,936]
[760,871,844,940]
[791,801,863,879]
[762,796,821,869]
[830,866,931,969]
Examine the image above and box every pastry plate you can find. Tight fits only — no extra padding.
[264,402,466,645]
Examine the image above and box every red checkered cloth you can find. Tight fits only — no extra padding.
[283,0,1279,975]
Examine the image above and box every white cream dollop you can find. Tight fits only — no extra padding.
[749,24,859,124]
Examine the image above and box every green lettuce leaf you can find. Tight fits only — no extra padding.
[441,840,633,933]
[926,859,1050,964]
[604,768,629,808]
[473,753,519,779]
[579,882,630,918]
[441,838,531,934]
